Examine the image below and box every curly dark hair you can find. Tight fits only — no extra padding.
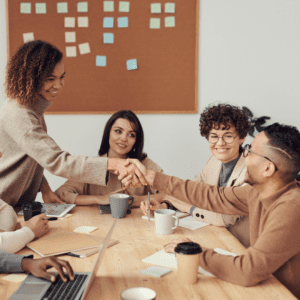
[264,123,300,177]
[5,40,63,106]
[200,103,251,139]
[99,110,147,162]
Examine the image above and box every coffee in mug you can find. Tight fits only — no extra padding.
[109,194,134,219]
[175,242,202,285]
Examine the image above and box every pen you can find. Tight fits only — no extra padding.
[147,192,150,222]
[43,217,58,221]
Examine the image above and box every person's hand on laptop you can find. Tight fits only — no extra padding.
[21,256,74,282]
[20,213,49,238]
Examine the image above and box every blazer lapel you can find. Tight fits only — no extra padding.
[226,155,246,187]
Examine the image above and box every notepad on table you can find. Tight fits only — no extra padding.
[142,211,189,221]
[178,216,209,230]
[27,231,118,257]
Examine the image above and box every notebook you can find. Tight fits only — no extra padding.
[9,219,118,300]
[26,231,118,257]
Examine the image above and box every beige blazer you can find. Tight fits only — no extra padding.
[191,154,250,248]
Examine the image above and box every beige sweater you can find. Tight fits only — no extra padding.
[56,157,163,203]
[0,98,108,207]
[0,200,34,253]
[153,173,300,299]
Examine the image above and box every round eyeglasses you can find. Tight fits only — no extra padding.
[207,133,238,144]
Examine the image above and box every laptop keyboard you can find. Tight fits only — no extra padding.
[42,274,88,300]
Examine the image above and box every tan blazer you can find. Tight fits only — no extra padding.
[191,154,250,248]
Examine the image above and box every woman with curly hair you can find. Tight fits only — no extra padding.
[0,40,145,210]
[55,110,164,207]
[141,103,251,248]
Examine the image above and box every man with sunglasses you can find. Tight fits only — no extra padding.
[123,123,300,298]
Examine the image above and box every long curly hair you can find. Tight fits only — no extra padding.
[5,40,63,106]
[99,110,147,161]
[200,103,251,139]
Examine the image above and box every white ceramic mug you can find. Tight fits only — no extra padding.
[121,287,156,300]
[154,209,178,234]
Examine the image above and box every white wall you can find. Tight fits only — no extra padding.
[1,0,300,199]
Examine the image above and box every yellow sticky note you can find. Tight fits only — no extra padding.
[78,43,91,55]
[104,1,114,12]
[65,32,76,43]
[65,17,75,28]
[151,3,161,14]
[78,17,89,27]
[165,16,175,27]
[66,47,77,57]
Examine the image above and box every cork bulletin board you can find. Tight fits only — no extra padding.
[6,0,199,114]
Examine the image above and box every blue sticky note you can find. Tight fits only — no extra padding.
[127,59,138,70]
[142,266,172,278]
[103,33,114,44]
[118,17,128,28]
[96,56,106,67]
[103,17,114,28]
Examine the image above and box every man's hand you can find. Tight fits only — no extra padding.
[42,190,65,204]
[118,159,156,188]
[108,158,147,188]
[164,237,192,253]
[21,257,74,283]
[20,213,49,238]
[140,198,167,215]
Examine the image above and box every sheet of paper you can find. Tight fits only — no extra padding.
[96,56,107,67]
[20,3,31,14]
[65,17,75,28]
[78,43,90,55]
[74,226,97,234]
[35,3,46,14]
[78,17,88,27]
[103,17,114,28]
[103,33,114,44]
[66,46,77,57]
[150,18,160,29]
[143,248,238,277]
[119,1,130,12]
[65,32,76,43]
[57,2,68,13]
[118,17,128,28]
[1,274,28,283]
[165,3,175,13]
[178,216,209,230]
[23,32,34,43]
[151,3,161,14]
[77,2,88,13]
[165,16,175,27]
[103,1,114,12]
[142,266,172,278]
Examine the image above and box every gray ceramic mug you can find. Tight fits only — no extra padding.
[109,194,134,218]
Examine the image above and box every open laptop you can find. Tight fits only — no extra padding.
[9,219,118,300]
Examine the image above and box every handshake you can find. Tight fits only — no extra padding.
[108,158,155,188]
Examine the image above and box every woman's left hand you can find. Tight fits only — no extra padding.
[42,190,65,204]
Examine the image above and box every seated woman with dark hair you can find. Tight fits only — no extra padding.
[55,110,164,207]
[141,103,252,247]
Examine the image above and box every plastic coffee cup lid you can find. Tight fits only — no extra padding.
[174,242,202,255]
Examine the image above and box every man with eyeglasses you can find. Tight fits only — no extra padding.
[124,122,300,298]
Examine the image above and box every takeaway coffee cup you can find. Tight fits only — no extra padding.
[154,209,178,234]
[174,242,202,285]
[109,194,134,218]
[121,287,156,300]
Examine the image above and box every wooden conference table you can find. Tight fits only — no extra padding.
[0,206,297,300]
